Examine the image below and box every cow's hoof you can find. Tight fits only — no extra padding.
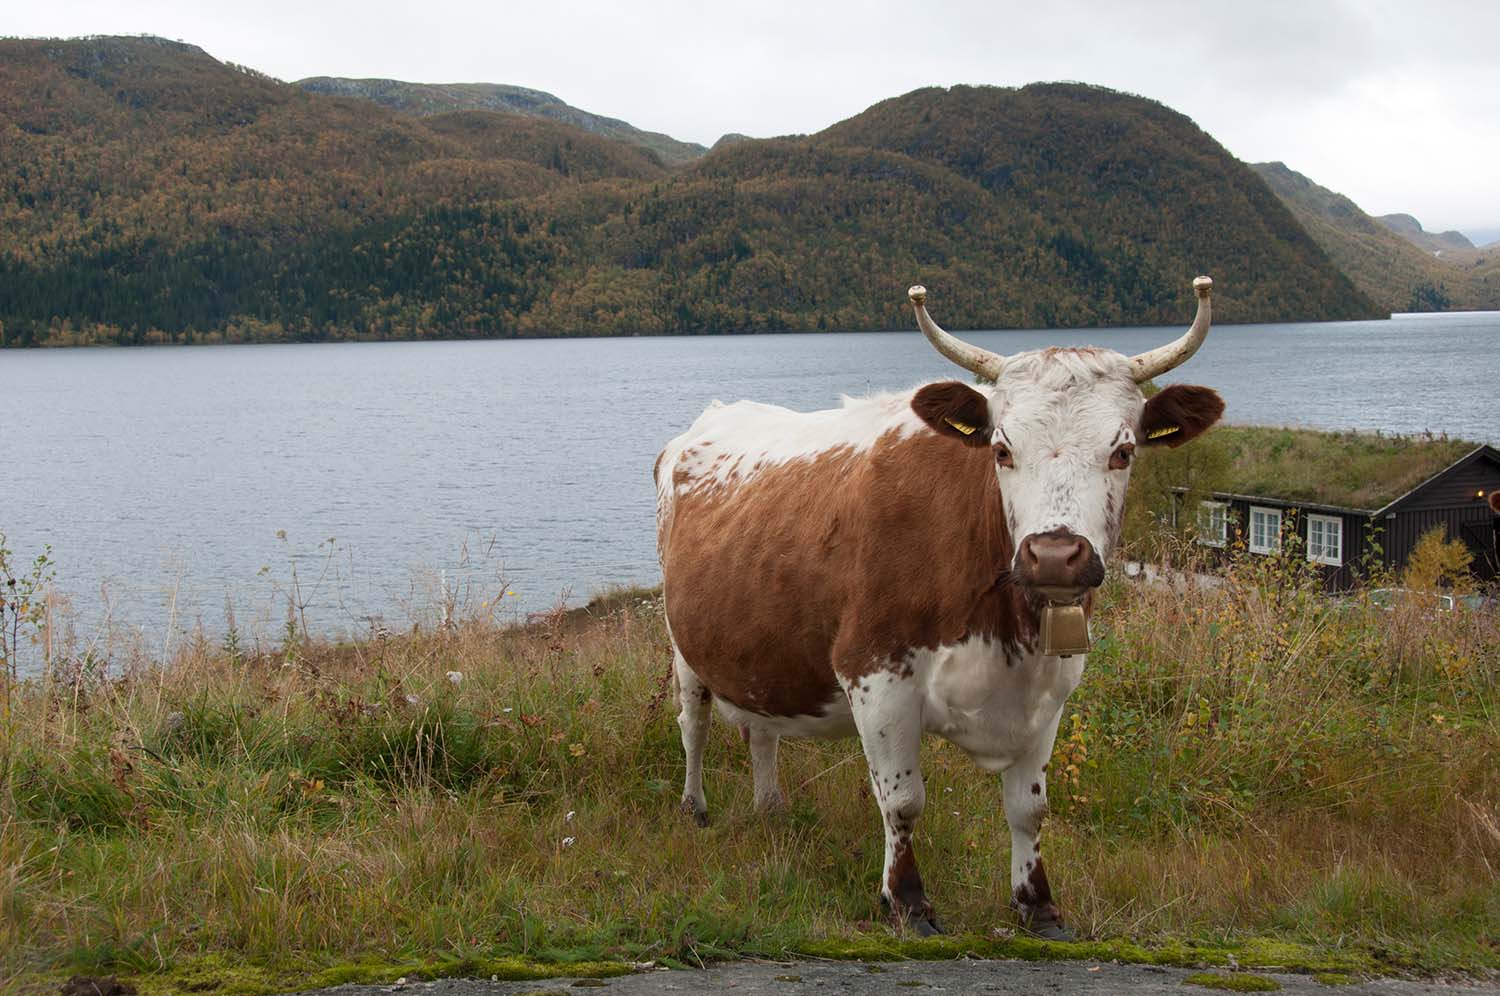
[681,798,709,827]
[1023,918,1076,942]
[882,896,944,936]
[912,915,945,937]
[754,791,788,816]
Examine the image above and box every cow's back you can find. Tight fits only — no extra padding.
[656,392,1011,719]
[657,399,889,716]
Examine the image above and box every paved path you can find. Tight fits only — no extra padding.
[298,959,1500,995]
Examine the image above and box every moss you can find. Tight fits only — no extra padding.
[1183,973,1282,992]
[130,953,634,996]
[793,933,1230,967]
[1233,939,1367,974]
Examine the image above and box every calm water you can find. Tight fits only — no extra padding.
[4,312,1498,656]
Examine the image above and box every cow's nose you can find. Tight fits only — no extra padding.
[1017,530,1104,595]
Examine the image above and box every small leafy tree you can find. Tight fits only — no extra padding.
[1402,525,1473,594]
[1,533,55,690]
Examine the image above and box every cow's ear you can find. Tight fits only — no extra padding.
[1141,384,1224,448]
[912,381,993,448]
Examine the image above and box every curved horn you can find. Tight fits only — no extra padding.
[1129,276,1213,383]
[908,285,1006,381]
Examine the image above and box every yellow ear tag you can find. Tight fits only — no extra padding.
[944,417,978,436]
[1147,425,1180,440]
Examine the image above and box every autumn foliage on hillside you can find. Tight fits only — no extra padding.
[0,37,1379,347]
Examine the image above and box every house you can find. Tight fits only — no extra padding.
[1170,428,1500,590]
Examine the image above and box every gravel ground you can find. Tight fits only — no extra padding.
[294,959,1500,996]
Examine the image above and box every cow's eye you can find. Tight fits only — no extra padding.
[1109,443,1135,470]
[994,444,1014,469]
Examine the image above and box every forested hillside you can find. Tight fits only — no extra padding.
[1252,162,1500,313]
[296,76,707,165]
[0,36,1380,347]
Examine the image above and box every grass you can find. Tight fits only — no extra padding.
[1212,426,1476,510]
[1,556,1497,995]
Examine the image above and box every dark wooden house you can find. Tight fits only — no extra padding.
[1172,439,1500,591]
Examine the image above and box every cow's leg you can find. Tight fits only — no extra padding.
[1001,709,1075,941]
[747,726,786,814]
[673,649,712,827]
[843,670,940,935]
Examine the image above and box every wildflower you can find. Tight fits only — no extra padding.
[569,742,586,757]
[446,670,463,686]
[404,694,421,707]
[565,810,576,822]
[502,707,513,714]
[561,836,576,848]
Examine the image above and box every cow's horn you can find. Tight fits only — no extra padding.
[1128,276,1213,383]
[908,285,1005,381]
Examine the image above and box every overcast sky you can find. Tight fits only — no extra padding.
[10,0,1498,239]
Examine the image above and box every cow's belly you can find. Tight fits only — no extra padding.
[714,693,857,739]
[918,637,1085,772]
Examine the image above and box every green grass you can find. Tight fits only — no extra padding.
[1212,426,1476,510]
[2,555,1497,994]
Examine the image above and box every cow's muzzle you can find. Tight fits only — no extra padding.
[1015,529,1105,603]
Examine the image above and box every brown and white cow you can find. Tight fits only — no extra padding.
[654,278,1224,939]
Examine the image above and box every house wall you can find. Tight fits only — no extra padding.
[1188,498,1374,591]
[1383,458,1500,581]
[1218,499,1373,591]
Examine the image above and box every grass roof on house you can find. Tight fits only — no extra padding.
[1213,425,1478,511]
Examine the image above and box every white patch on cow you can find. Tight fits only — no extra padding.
[656,390,927,501]
[917,637,1084,773]
[986,348,1144,563]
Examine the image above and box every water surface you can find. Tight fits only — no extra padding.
[4,312,1497,656]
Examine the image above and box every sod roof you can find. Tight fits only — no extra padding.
[1212,425,1480,512]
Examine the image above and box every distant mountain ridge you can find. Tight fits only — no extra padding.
[0,35,1380,346]
[1251,162,1500,312]
[296,76,707,165]
[1375,213,1474,253]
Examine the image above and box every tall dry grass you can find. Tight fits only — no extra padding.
[0,550,1497,990]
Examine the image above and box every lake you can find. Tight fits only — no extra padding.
[4,311,1498,660]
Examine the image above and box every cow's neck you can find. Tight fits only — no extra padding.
[959,453,1041,654]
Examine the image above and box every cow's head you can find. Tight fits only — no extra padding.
[907,278,1224,604]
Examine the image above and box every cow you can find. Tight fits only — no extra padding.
[654,277,1225,939]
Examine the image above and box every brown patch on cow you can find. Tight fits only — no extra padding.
[887,835,933,919]
[660,423,1037,714]
[1013,856,1061,923]
[910,381,992,448]
[1141,384,1224,448]
[1030,782,1041,795]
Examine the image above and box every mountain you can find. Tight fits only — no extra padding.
[0,37,1379,347]
[1252,162,1499,312]
[296,77,706,165]
[1375,213,1474,254]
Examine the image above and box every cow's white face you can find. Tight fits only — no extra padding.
[910,348,1223,602]
[985,349,1143,571]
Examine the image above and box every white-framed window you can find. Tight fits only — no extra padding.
[1249,506,1282,554]
[1306,514,1343,566]
[1196,501,1229,548]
